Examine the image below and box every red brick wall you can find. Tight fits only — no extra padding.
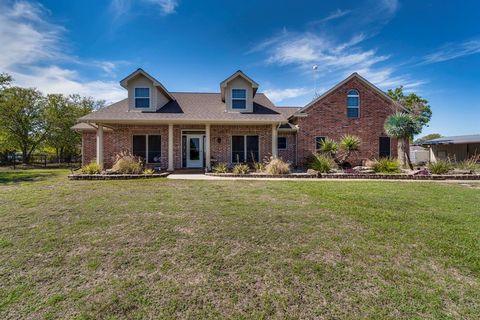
[278,131,296,165]
[82,125,168,169]
[293,77,398,166]
[82,124,274,169]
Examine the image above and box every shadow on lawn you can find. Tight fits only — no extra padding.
[0,169,62,184]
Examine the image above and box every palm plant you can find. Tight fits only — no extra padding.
[319,135,361,167]
[384,112,422,169]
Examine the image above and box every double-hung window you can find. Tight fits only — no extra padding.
[133,135,161,163]
[232,135,259,162]
[347,89,359,118]
[135,88,150,108]
[231,89,247,110]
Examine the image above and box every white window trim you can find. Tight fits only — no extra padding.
[134,87,151,109]
[231,88,247,110]
[277,136,287,150]
[347,89,360,118]
[315,136,326,152]
[132,134,161,164]
[230,135,260,163]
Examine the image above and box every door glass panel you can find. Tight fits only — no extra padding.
[190,138,200,160]
[232,136,245,162]
[246,136,259,162]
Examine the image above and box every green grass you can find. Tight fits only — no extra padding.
[1,168,479,319]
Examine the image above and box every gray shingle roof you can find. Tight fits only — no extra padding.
[79,92,300,124]
[422,134,480,145]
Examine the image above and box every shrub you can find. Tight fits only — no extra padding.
[212,162,229,173]
[143,168,155,175]
[254,162,266,173]
[428,160,452,174]
[232,163,250,175]
[308,153,335,173]
[112,151,143,174]
[81,161,102,174]
[319,138,338,155]
[372,158,401,174]
[455,155,480,171]
[264,157,290,175]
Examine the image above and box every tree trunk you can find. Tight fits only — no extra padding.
[397,139,407,168]
[404,139,414,170]
[22,146,28,164]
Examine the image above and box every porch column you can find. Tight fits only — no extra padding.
[168,124,174,171]
[272,123,278,158]
[205,124,211,170]
[96,124,104,167]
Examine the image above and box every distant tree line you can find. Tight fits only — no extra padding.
[0,73,104,164]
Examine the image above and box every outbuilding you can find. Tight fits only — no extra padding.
[422,134,480,162]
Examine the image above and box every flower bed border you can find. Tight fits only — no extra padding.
[68,172,170,180]
[206,173,480,180]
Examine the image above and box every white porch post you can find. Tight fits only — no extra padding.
[96,124,104,167]
[272,123,278,158]
[168,124,174,171]
[205,124,211,170]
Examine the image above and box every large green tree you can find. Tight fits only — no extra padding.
[384,112,422,169]
[44,94,97,162]
[0,87,49,163]
[387,86,432,128]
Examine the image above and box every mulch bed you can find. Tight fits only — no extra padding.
[68,172,170,180]
[206,173,480,180]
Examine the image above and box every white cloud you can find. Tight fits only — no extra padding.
[263,87,311,103]
[312,9,351,24]
[0,0,125,102]
[110,0,178,19]
[421,39,480,64]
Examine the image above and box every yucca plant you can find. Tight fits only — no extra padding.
[308,153,336,173]
[318,135,361,167]
[372,158,400,174]
[81,161,102,174]
[319,138,338,156]
[384,112,422,169]
[212,162,229,173]
[428,160,452,174]
[232,163,250,175]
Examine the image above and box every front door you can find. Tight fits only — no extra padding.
[186,135,204,168]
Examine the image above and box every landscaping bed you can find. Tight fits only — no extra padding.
[68,172,170,180]
[207,172,480,180]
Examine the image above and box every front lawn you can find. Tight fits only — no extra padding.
[1,169,479,319]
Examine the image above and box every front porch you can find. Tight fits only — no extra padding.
[88,123,284,171]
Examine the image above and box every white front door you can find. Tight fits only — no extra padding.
[186,135,204,168]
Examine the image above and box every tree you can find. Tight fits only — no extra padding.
[387,86,432,128]
[0,87,48,163]
[0,73,12,88]
[384,112,422,169]
[44,94,95,162]
[319,135,361,167]
[414,133,442,145]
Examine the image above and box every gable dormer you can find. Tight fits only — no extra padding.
[120,68,174,112]
[220,70,259,113]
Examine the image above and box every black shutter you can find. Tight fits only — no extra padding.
[379,137,391,158]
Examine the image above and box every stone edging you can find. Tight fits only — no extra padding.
[206,173,480,180]
[68,172,170,180]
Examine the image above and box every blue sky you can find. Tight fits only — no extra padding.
[1,0,479,137]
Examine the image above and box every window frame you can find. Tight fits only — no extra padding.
[231,135,259,163]
[347,89,360,118]
[134,87,151,109]
[231,88,247,110]
[277,136,287,150]
[315,136,326,153]
[132,134,162,164]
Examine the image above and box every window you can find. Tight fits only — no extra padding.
[379,137,391,158]
[277,137,287,150]
[231,89,247,109]
[133,134,161,163]
[347,89,359,118]
[315,136,326,152]
[135,88,150,108]
[232,135,259,162]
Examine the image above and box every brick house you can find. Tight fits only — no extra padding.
[73,69,399,170]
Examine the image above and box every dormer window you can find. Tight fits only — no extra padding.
[347,89,359,118]
[135,88,150,108]
[232,89,247,110]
